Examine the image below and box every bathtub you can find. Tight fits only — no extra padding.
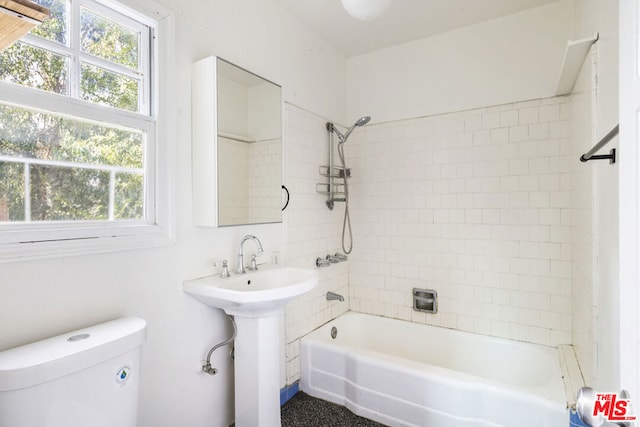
[300,312,568,427]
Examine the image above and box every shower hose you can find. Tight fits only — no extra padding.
[337,141,353,254]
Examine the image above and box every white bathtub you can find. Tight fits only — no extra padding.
[300,312,568,427]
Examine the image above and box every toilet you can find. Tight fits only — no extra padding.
[0,317,146,427]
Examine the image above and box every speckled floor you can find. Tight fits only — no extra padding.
[280,392,388,427]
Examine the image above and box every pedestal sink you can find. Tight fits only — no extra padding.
[183,265,319,427]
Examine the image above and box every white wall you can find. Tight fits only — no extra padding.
[570,0,619,391]
[618,0,640,401]
[0,1,347,427]
[347,0,574,123]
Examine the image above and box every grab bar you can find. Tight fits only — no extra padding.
[580,124,618,164]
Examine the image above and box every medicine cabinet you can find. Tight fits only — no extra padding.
[192,56,282,227]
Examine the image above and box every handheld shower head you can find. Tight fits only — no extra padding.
[325,115,371,255]
[341,116,371,142]
[355,116,371,126]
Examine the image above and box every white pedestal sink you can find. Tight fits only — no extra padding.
[183,266,318,427]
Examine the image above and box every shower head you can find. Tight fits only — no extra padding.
[340,116,371,142]
[355,116,371,126]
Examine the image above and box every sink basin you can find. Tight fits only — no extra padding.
[183,266,319,316]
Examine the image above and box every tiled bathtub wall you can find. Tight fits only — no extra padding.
[570,46,596,386]
[347,96,573,346]
[283,103,349,384]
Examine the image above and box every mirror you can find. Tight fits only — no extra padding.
[216,58,282,226]
[191,56,282,227]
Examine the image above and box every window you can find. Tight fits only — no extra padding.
[0,0,172,258]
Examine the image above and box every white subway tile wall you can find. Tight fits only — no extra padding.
[570,46,597,385]
[347,96,573,346]
[283,104,349,384]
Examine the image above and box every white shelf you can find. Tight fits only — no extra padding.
[555,33,599,96]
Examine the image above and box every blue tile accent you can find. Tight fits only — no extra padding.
[570,410,589,427]
[280,381,299,406]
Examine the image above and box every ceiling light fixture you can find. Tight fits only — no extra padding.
[341,0,392,21]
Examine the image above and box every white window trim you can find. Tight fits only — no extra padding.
[0,0,176,263]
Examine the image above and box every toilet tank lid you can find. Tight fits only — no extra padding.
[0,317,146,391]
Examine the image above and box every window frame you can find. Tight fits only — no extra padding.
[0,0,175,262]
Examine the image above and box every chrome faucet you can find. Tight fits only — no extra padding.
[236,235,263,274]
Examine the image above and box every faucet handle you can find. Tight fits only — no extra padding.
[247,255,259,271]
[334,253,348,262]
[326,254,340,263]
[316,257,331,268]
[219,260,231,278]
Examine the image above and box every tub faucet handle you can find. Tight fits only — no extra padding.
[326,254,340,263]
[316,257,331,268]
[334,253,348,262]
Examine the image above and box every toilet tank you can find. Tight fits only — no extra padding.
[0,317,146,427]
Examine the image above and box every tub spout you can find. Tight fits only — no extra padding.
[326,292,344,302]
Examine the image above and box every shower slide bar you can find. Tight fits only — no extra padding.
[580,124,618,164]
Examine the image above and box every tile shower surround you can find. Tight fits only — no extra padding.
[282,97,573,384]
[348,97,573,347]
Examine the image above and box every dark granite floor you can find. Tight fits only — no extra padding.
[280,392,388,427]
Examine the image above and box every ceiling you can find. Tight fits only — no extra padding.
[273,0,561,56]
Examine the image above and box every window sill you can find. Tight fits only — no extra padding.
[0,224,174,263]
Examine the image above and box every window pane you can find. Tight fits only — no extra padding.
[115,172,143,220]
[0,103,145,223]
[0,42,69,95]
[30,0,68,45]
[81,63,139,112]
[30,164,109,221]
[0,103,144,168]
[0,162,25,221]
[80,7,139,70]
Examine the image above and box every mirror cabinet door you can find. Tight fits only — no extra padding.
[192,56,282,227]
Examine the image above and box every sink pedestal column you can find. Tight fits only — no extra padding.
[232,311,282,427]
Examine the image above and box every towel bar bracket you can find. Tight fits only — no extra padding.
[580,148,616,164]
[580,125,618,165]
